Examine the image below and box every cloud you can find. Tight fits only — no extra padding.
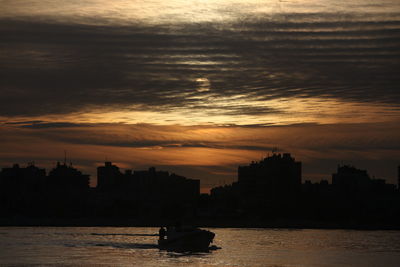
[0,15,399,119]
[20,122,92,128]
[4,120,44,125]
[2,121,399,151]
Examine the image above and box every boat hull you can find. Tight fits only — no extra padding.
[158,229,215,252]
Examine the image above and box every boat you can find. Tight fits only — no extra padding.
[158,227,215,252]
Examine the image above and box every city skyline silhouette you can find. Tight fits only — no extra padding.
[1,153,399,228]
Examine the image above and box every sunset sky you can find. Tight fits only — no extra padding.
[1,0,399,191]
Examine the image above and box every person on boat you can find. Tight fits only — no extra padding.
[159,227,166,240]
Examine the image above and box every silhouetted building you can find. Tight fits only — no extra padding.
[302,179,331,196]
[0,163,47,215]
[238,153,301,199]
[332,165,371,193]
[209,157,400,223]
[97,161,123,191]
[47,162,90,193]
[94,162,200,218]
[398,164,400,191]
[0,163,46,191]
[42,162,90,216]
[1,156,400,227]
[332,165,396,195]
[128,166,200,204]
[209,182,241,218]
[228,153,302,218]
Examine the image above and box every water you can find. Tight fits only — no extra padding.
[0,227,399,266]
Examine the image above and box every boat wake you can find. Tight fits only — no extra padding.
[89,241,158,250]
[90,233,158,237]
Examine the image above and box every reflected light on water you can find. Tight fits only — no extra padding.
[1,227,400,266]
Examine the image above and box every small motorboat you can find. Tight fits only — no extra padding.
[158,227,215,252]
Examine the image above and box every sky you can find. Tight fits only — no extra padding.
[1,0,399,192]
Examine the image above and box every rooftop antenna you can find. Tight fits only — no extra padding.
[64,150,67,165]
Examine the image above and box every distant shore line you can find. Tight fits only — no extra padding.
[1,218,399,230]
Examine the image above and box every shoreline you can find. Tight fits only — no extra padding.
[1,218,399,230]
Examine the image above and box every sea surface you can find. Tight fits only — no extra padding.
[0,227,399,266]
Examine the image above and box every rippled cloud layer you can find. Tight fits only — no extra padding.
[1,5,399,124]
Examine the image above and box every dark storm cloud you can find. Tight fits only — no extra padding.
[1,14,400,117]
